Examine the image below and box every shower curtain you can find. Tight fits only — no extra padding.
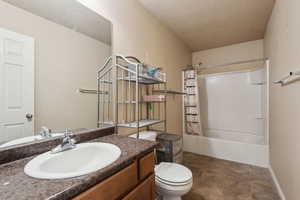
[183,70,203,136]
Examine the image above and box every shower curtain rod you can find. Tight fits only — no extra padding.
[196,57,269,71]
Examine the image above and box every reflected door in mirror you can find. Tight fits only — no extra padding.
[0,28,34,143]
[0,0,112,148]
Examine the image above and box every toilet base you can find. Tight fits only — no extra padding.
[156,181,192,200]
[156,194,181,200]
[162,196,181,200]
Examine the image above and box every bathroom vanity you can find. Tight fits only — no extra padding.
[0,128,158,200]
[73,152,155,200]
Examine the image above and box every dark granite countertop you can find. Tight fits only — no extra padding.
[0,135,158,200]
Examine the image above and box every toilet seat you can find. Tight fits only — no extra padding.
[156,176,192,186]
[155,162,193,186]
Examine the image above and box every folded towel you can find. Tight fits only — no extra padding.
[127,63,161,79]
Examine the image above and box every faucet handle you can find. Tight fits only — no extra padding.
[41,126,51,133]
[63,128,76,144]
[40,126,52,138]
[51,128,76,154]
[64,128,73,137]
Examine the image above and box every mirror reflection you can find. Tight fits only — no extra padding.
[0,0,112,148]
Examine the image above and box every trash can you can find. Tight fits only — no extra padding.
[156,133,183,164]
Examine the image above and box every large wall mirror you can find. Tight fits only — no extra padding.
[0,0,112,148]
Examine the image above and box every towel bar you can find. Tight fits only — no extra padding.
[273,70,300,86]
[77,88,108,94]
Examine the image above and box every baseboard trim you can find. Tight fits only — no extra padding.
[269,166,286,200]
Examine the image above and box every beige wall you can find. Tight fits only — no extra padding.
[0,1,111,132]
[78,0,192,135]
[192,40,264,74]
[264,0,300,199]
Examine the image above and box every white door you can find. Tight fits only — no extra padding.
[0,28,34,143]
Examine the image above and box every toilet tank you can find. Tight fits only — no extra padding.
[129,131,157,141]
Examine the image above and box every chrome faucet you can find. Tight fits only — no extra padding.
[51,129,76,154]
[40,126,52,138]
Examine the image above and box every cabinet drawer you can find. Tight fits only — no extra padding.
[122,174,155,200]
[139,152,155,180]
[73,162,138,200]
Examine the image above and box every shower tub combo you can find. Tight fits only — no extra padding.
[182,59,269,167]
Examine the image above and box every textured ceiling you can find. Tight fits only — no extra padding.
[2,0,111,45]
[139,0,275,51]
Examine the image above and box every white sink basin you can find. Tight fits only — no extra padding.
[24,143,121,179]
[0,133,64,148]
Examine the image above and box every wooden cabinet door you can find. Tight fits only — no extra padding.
[73,162,138,200]
[122,174,155,200]
[139,152,155,180]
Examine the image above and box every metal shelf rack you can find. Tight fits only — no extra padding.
[97,55,167,139]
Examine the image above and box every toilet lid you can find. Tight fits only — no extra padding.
[155,162,192,184]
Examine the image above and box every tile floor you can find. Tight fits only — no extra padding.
[182,152,281,200]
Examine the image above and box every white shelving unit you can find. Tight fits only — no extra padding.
[97,55,167,138]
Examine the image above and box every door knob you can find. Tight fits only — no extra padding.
[26,113,33,121]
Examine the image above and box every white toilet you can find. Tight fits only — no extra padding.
[130,131,193,200]
[155,162,193,200]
